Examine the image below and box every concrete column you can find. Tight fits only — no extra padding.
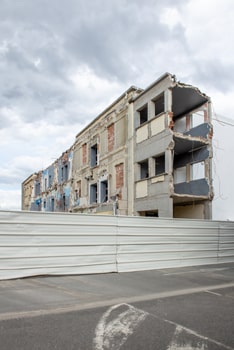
[159,197,173,218]
[164,88,173,113]
[127,102,135,216]
[204,200,212,220]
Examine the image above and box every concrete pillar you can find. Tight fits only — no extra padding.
[164,88,173,113]
[127,102,135,216]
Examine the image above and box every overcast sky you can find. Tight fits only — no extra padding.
[1,0,234,220]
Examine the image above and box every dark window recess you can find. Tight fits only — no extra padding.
[154,93,164,116]
[140,210,159,217]
[51,198,54,212]
[63,194,66,210]
[145,211,158,217]
[90,183,98,203]
[35,182,41,196]
[64,165,68,181]
[49,175,52,187]
[91,144,98,167]
[100,180,108,202]
[61,165,68,182]
[155,154,165,175]
[139,105,148,125]
[140,160,149,179]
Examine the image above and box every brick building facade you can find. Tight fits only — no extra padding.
[22,73,213,219]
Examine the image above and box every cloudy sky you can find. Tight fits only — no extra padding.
[1,0,234,220]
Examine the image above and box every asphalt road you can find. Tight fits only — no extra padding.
[0,263,234,350]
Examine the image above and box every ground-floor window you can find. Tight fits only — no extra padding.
[90,183,98,203]
[100,180,108,203]
[138,210,158,217]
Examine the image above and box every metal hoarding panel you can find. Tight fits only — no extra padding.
[0,211,118,280]
[0,211,234,280]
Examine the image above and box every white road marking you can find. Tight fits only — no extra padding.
[93,303,234,350]
[167,325,206,350]
[165,319,234,350]
[205,290,222,296]
[93,303,147,350]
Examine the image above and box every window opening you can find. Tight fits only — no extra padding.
[139,160,149,179]
[100,180,108,202]
[91,144,98,167]
[90,183,98,203]
[174,117,187,133]
[154,93,164,116]
[139,105,148,125]
[61,164,68,182]
[155,154,165,176]
[63,194,66,210]
[191,162,205,180]
[191,110,205,128]
[48,175,52,187]
[174,166,186,184]
[35,182,41,196]
[51,198,55,212]
[139,210,158,217]
[64,165,68,181]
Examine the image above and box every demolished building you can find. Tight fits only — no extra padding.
[22,73,213,219]
[133,73,213,218]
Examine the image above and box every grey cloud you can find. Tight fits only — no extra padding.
[3,85,24,100]
[2,0,187,80]
[0,0,193,129]
[0,174,21,186]
[64,1,187,81]
[190,60,234,93]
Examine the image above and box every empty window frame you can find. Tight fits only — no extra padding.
[139,210,159,217]
[139,159,149,179]
[154,93,164,116]
[191,162,205,180]
[61,164,68,182]
[174,166,187,184]
[91,143,98,167]
[154,154,165,176]
[48,175,52,187]
[51,198,55,212]
[44,178,47,190]
[90,183,98,203]
[100,180,108,203]
[174,116,187,133]
[190,104,208,128]
[62,194,66,210]
[138,105,148,125]
[35,182,41,196]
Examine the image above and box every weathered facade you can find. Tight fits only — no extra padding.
[22,73,213,219]
[71,87,141,215]
[21,173,37,211]
[22,148,73,212]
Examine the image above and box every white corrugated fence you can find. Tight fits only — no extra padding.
[0,210,234,280]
